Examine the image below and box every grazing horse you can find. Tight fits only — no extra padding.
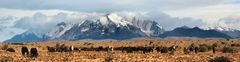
[155,46,163,53]
[73,47,80,51]
[212,46,216,54]
[21,46,29,56]
[169,45,177,54]
[184,47,190,54]
[142,47,153,53]
[122,47,134,53]
[108,46,114,52]
[194,47,199,54]
[6,48,15,52]
[161,46,169,53]
[47,46,56,52]
[70,46,74,51]
[30,48,38,57]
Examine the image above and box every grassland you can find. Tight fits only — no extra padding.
[0,38,240,62]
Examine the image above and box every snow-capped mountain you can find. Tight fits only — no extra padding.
[5,13,165,42]
[44,13,164,41]
[210,26,240,38]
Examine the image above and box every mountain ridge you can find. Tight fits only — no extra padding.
[4,13,236,42]
[160,26,232,39]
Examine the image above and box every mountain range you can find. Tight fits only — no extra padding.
[160,26,232,39]
[4,13,237,42]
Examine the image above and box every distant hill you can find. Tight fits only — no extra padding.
[4,32,46,42]
[160,26,232,39]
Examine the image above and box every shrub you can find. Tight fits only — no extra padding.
[209,56,231,62]
[83,42,93,45]
[1,44,8,50]
[149,41,153,45]
[9,43,24,45]
[190,43,198,47]
[212,43,219,47]
[55,43,60,48]
[199,46,209,52]
[104,56,113,62]
[0,56,14,62]
[222,47,237,53]
[221,42,226,44]
[200,44,212,50]
[231,44,240,47]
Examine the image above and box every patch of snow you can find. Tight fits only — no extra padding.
[157,24,163,29]
[107,13,130,27]
[211,26,238,32]
[81,28,89,32]
[140,29,153,36]
[99,16,108,25]
[101,32,104,35]
[57,24,73,37]
[78,20,86,26]
[46,24,73,39]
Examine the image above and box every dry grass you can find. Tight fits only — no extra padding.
[0,38,240,62]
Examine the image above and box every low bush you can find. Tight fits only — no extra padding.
[104,56,113,62]
[209,56,231,62]
[231,44,240,47]
[0,56,14,62]
[1,44,8,50]
[83,42,93,45]
[222,47,237,53]
[199,46,209,52]
[212,43,219,47]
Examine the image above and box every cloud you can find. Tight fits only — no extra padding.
[106,11,206,30]
[145,11,206,30]
[13,12,104,34]
[0,10,208,41]
[165,4,240,28]
[0,0,238,12]
[10,11,210,32]
[0,0,240,41]
[0,16,26,41]
[217,16,240,29]
[14,12,49,33]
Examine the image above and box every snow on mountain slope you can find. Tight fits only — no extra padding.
[6,13,165,42]
[45,13,165,40]
[210,26,239,32]
[131,17,164,36]
[209,26,240,38]
[99,16,109,25]
[106,13,131,27]
[45,22,74,40]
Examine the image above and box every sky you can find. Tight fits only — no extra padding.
[0,0,240,41]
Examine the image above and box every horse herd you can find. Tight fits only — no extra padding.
[4,46,38,57]
[46,44,179,54]
[46,44,217,54]
[3,43,218,58]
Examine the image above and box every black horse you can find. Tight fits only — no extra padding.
[30,48,38,57]
[21,46,29,56]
